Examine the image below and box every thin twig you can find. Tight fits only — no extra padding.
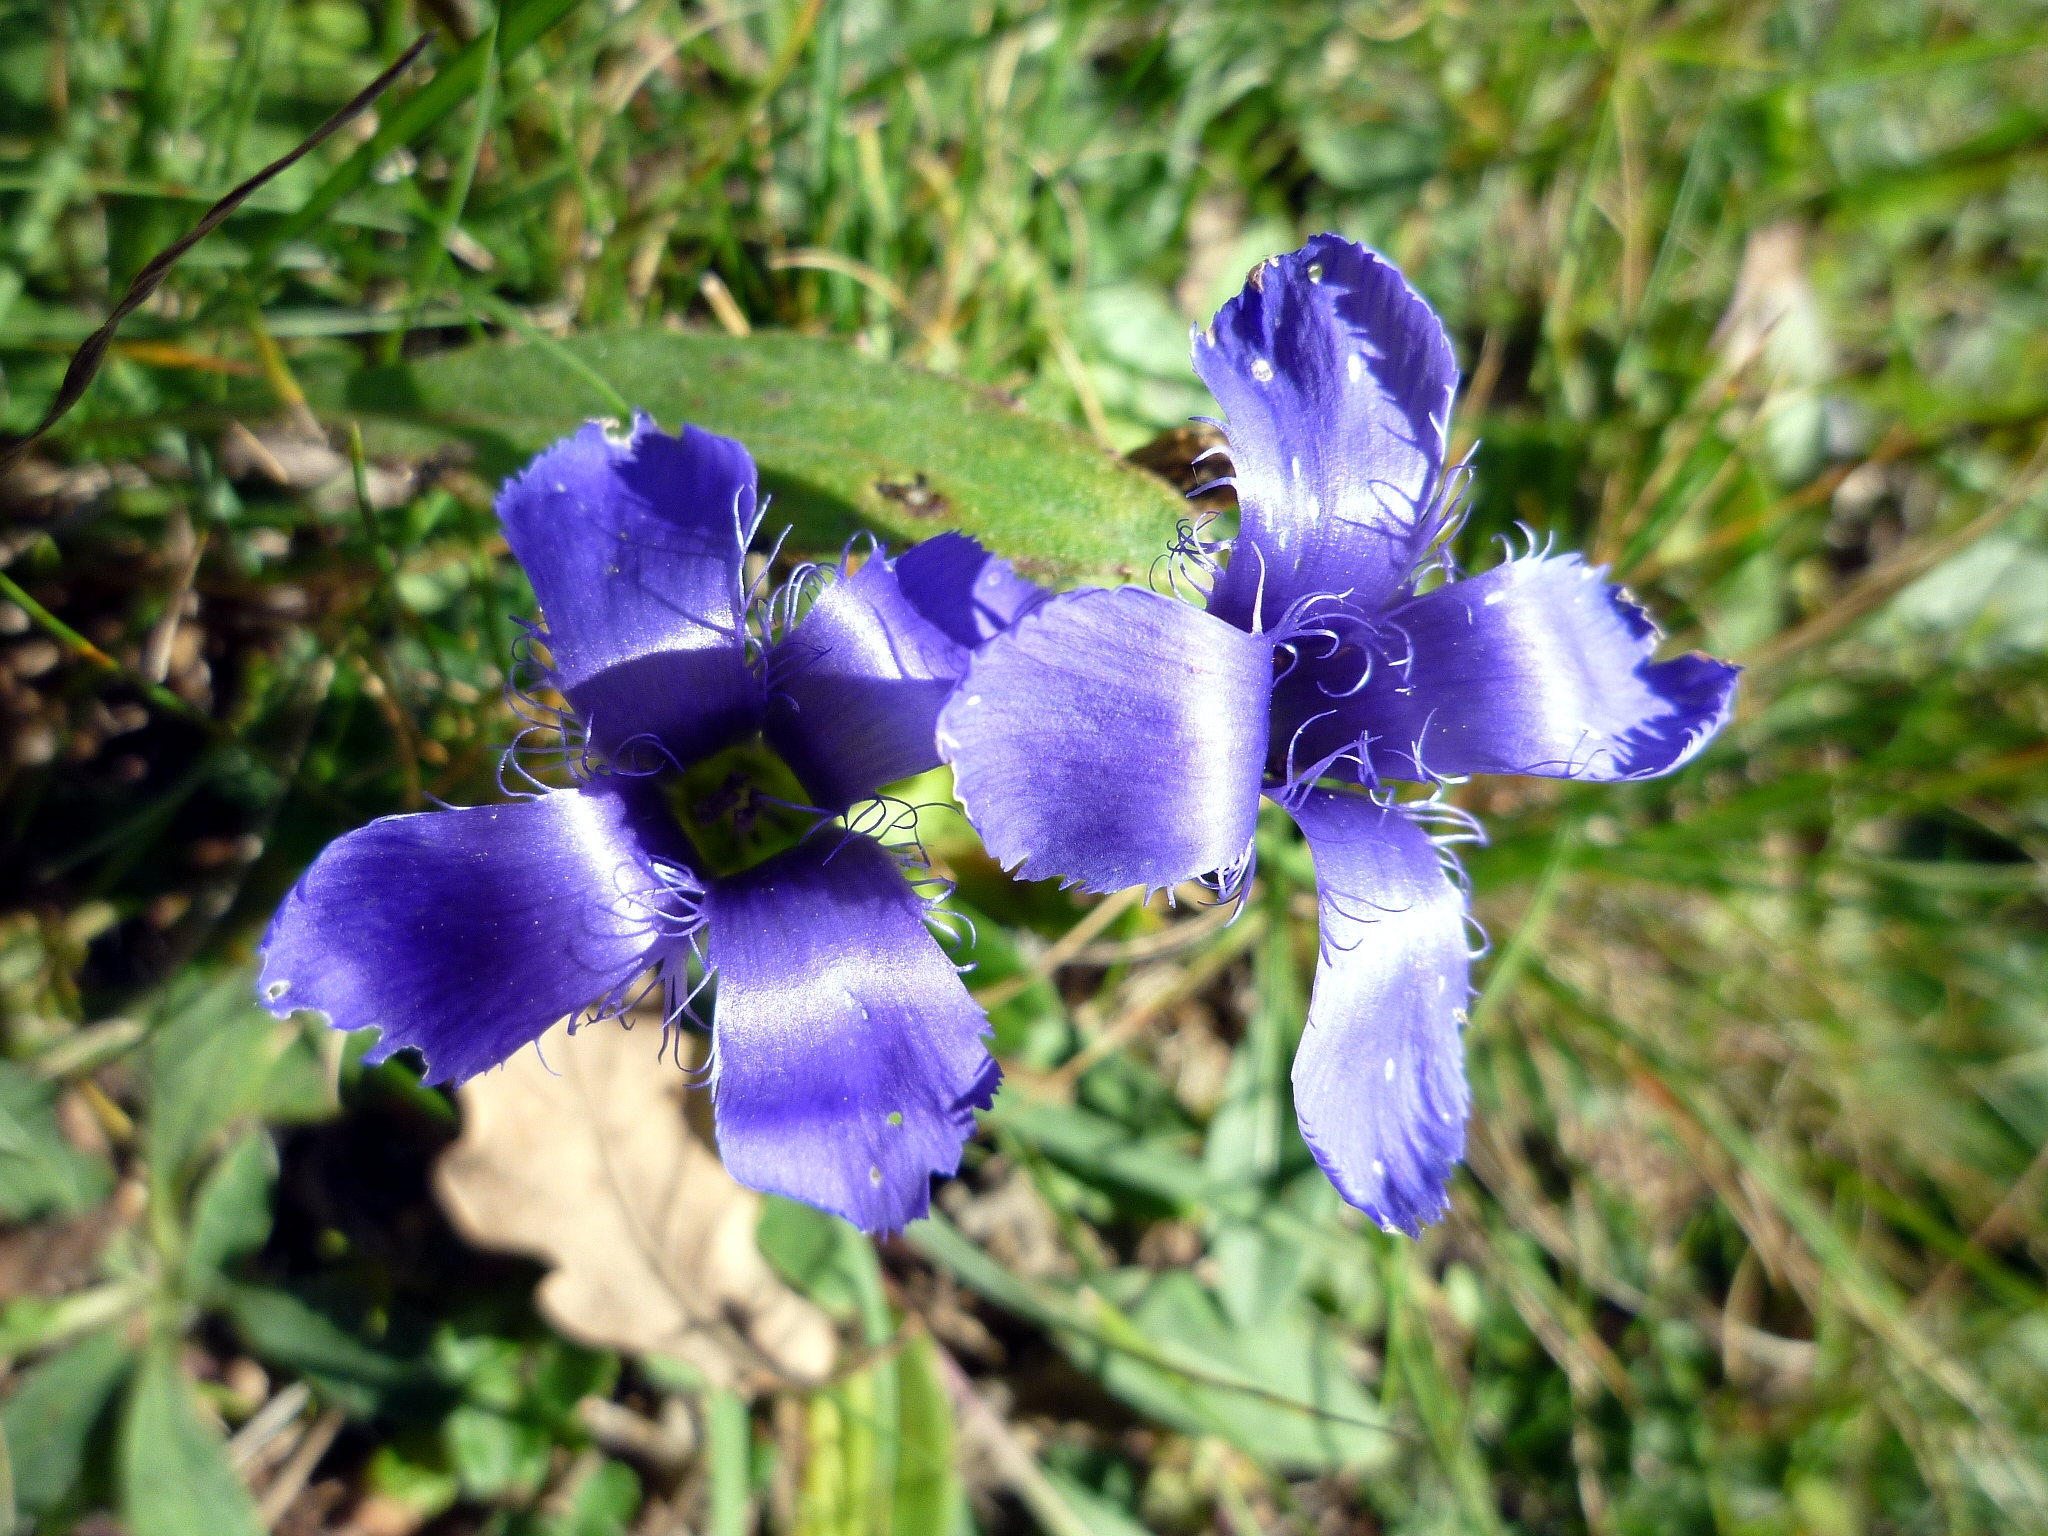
[1065,900,1238,968]
[257,1406,345,1528]
[971,886,1146,1012]
[227,1381,312,1473]
[0,567,211,730]
[0,35,433,474]
[769,249,914,314]
[1043,908,1268,1095]
[1741,435,2048,672]
[698,271,752,336]
[1916,1137,2048,1314]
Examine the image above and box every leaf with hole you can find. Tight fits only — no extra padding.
[331,330,1186,575]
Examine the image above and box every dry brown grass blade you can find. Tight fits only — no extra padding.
[1741,434,2048,672]
[971,884,1146,1011]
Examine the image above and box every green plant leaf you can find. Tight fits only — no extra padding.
[798,1368,888,1536]
[770,1201,901,1536]
[145,971,291,1203]
[220,1283,426,1417]
[331,330,1185,574]
[1038,1470,1154,1536]
[757,1196,868,1329]
[182,1130,277,1295]
[2,1327,134,1518]
[539,1456,642,1536]
[447,1403,552,1503]
[361,1439,460,1527]
[118,1342,265,1536]
[910,1213,1395,1474]
[0,1282,148,1360]
[1095,1271,1395,1474]
[0,1061,113,1221]
[1202,883,1306,1193]
[890,1334,960,1536]
[705,1387,751,1536]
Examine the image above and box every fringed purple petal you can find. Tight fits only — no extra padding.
[256,781,688,1085]
[1195,235,1459,632]
[893,531,1049,648]
[497,417,763,765]
[763,559,969,811]
[1276,554,1739,785]
[936,587,1272,894]
[1284,788,1469,1236]
[705,835,999,1233]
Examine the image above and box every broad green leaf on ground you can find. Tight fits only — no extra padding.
[909,1213,1394,1474]
[1088,1270,1396,1474]
[0,1062,113,1221]
[434,1016,836,1387]
[331,330,1186,575]
[2,1327,133,1518]
[118,1342,265,1536]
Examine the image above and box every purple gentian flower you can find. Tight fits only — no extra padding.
[259,417,1042,1232]
[936,236,1739,1234]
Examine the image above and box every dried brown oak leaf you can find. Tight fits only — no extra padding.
[434,1016,836,1389]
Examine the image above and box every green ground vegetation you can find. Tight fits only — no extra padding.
[0,0,2044,1532]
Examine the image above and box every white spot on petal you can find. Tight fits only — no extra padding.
[1384,1057,1396,1082]
[1372,1159,1384,1176]
[967,695,982,706]
[1251,358,1274,383]
[1346,353,1363,384]
[1307,262,1324,282]
[868,1165,883,1186]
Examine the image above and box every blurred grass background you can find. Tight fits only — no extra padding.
[0,0,2045,1532]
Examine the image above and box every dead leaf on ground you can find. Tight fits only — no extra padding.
[434,1016,837,1390]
